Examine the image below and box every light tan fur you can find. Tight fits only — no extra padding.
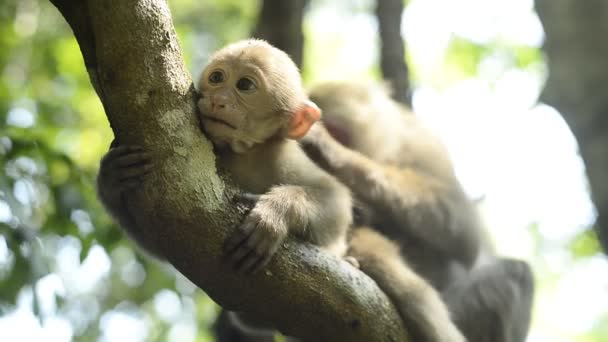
[197,39,351,272]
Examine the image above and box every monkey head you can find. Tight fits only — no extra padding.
[198,39,321,153]
[308,81,409,161]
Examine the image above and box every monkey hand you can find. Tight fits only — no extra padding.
[224,197,289,274]
[299,123,341,171]
[300,121,330,147]
[97,145,153,203]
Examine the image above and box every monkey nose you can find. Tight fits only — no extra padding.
[211,102,226,112]
[211,95,228,110]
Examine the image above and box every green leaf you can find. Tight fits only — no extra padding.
[569,228,601,259]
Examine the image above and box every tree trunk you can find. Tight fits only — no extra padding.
[252,0,309,68]
[536,0,608,253]
[48,0,409,340]
[376,0,411,106]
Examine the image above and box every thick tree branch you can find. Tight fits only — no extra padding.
[48,0,409,340]
[252,0,309,68]
[536,0,608,253]
[376,0,411,106]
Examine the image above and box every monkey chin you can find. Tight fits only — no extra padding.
[201,118,236,142]
[201,122,256,154]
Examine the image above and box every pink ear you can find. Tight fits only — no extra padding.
[287,100,322,139]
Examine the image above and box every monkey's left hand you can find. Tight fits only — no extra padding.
[224,195,289,274]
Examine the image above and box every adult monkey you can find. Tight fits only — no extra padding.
[301,81,535,342]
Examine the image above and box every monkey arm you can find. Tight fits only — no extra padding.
[303,132,480,267]
[97,147,138,233]
[97,183,135,231]
[278,146,353,250]
[97,186,160,256]
[271,179,352,253]
[97,141,139,235]
[222,141,353,273]
[224,181,352,274]
[225,179,352,272]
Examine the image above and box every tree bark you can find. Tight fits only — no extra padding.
[252,0,309,68]
[48,0,409,340]
[536,0,608,253]
[376,0,411,106]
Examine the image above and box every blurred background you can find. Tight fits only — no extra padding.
[1,0,607,341]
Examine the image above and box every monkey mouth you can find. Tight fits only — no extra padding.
[202,115,237,129]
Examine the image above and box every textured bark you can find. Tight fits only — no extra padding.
[252,0,309,68]
[536,0,608,253]
[376,0,411,106]
[48,0,409,340]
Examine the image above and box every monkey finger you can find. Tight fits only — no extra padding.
[249,253,274,274]
[235,251,264,274]
[247,239,275,274]
[120,179,143,191]
[114,151,152,168]
[239,233,274,273]
[117,162,154,181]
[234,193,262,207]
[230,243,258,270]
[246,242,279,274]
[230,229,266,267]
[104,145,143,161]
[224,220,257,254]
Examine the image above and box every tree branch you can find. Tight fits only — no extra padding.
[49,0,409,340]
[536,0,608,253]
[376,0,411,106]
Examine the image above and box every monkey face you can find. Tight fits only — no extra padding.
[197,59,284,152]
[197,40,310,153]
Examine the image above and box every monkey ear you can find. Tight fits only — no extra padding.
[286,100,322,139]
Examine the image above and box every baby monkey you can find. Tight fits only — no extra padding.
[98,39,352,271]
[197,39,353,272]
[98,39,464,341]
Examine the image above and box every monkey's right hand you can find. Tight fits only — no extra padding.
[97,145,153,202]
[224,196,289,274]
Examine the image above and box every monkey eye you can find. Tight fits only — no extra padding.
[208,71,224,84]
[236,77,256,91]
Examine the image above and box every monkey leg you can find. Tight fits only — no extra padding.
[443,258,534,342]
[348,228,465,342]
